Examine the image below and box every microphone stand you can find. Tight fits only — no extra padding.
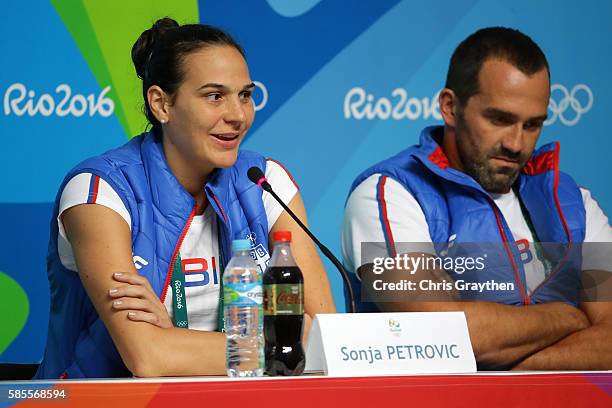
[264,187,357,313]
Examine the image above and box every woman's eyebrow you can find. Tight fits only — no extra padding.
[198,83,227,91]
[197,83,255,92]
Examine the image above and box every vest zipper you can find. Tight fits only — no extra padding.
[160,205,197,303]
[526,146,573,302]
[486,198,530,305]
[526,244,574,302]
[418,142,573,305]
[419,153,531,304]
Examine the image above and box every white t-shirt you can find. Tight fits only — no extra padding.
[58,159,298,331]
[342,174,612,293]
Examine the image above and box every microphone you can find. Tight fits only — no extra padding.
[248,166,356,313]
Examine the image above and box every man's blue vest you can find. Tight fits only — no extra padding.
[36,132,270,379]
[349,126,586,310]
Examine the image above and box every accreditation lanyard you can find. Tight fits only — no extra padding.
[171,253,188,328]
[171,219,227,330]
[216,220,226,332]
[513,186,554,277]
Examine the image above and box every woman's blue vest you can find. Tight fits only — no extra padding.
[36,132,270,378]
[349,126,586,310]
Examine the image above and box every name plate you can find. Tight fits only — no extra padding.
[305,312,476,376]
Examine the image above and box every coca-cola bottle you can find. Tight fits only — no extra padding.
[263,231,305,376]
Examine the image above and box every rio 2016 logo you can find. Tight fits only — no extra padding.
[3,81,267,118]
[3,83,115,117]
[344,87,441,121]
[344,84,593,126]
[388,318,402,336]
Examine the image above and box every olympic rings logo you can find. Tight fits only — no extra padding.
[545,84,593,127]
[253,81,268,112]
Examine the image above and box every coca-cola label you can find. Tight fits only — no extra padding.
[263,283,303,315]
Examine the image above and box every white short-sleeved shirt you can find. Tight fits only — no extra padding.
[58,159,298,331]
[342,174,612,293]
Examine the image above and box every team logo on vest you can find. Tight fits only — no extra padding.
[132,255,149,270]
[438,234,457,257]
[246,231,270,273]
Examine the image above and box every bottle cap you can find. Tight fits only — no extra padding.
[231,239,251,252]
[272,231,292,242]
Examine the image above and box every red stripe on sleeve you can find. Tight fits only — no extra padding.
[379,176,397,257]
[90,175,100,204]
[266,158,299,190]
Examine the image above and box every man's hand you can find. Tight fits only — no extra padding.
[109,272,173,329]
[359,256,590,369]
[512,299,612,370]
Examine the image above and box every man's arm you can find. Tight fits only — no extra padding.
[513,190,612,370]
[344,175,588,369]
[513,270,612,370]
[64,204,226,377]
[359,262,590,370]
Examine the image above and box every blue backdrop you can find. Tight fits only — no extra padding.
[1,0,609,364]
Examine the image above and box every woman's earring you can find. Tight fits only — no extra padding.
[160,119,167,124]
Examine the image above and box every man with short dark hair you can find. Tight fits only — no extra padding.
[342,27,612,370]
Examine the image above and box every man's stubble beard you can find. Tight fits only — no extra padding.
[455,110,525,194]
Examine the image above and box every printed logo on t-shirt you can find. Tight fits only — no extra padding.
[515,238,551,280]
[438,234,539,268]
[182,257,220,288]
[246,231,270,273]
[516,239,534,264]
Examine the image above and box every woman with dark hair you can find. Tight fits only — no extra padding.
[35,18,335,379]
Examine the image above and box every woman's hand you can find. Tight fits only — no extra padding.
[64,204,226,376]
[109,272,173,329]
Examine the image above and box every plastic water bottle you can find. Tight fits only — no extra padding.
[223,239,264,377]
